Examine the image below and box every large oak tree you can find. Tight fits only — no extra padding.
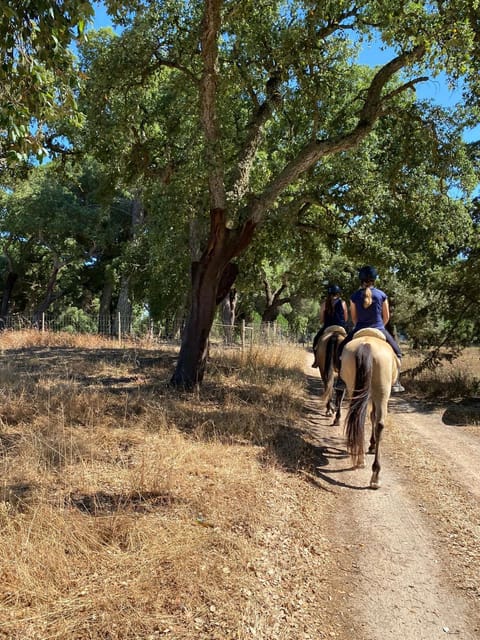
[78,1,480,388]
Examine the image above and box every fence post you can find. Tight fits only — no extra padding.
[41,313,45,333]
[118,312,122,345]
[241,319,245,350]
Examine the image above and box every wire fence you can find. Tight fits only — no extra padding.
[0,311,305,347]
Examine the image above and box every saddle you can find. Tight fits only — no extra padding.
[324,325,347,338]
[352,327,386,341]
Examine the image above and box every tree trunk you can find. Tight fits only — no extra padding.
[170,210,255,389]
[114,275,132,334]
[0,271,18,326]
[261,280,290,323]
[170,256,224,389]
[261,305,281,323]
[98,276,114,334]
[31,263,62,326]
[221,288,237,343]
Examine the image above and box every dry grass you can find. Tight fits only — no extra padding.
[402,346,480,402]
[0,331,317,640]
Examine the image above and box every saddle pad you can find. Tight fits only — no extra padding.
[353,327,386,341]
[324,325,347,338]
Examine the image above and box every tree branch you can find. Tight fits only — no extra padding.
[227,70,283,203]
[151,52,199,85]
[358,45,425,122]
[381,76,429,107]
[312,8,362,40]
[263,277,273,305]
[200,0,226,211]
[249,45,426,223]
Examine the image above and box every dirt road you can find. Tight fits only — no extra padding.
[301,361,480,640]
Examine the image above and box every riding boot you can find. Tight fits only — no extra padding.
[391,377,405,393]
[391,358,405,393]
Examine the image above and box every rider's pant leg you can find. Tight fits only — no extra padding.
[382,330,402,359]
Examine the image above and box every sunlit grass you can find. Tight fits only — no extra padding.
[402,346,480,400]
[0,331,312,639]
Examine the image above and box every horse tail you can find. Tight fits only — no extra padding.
[345,343,372,466]
[321,333,341,401]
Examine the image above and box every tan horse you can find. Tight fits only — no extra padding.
[315,325,347,425]
[339,328,399,489]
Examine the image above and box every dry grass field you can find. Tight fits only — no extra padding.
[402,345,480,426]
[0,331,478,639]
[0,331,316,639]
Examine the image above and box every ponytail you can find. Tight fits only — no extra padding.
[362,287,372,308]
[325,293,335,316]
[361,279,375,308]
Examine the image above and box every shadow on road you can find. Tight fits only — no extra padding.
[267,370,375,491]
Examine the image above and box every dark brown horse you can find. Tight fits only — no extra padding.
[339,328,399,489]
[314,325,347,426]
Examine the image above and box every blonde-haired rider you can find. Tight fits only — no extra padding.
[338,266,405,393]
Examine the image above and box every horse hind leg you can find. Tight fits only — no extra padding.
[325,387,334,416]
[368,406,376,454]
[332,378,345,426]
[370,420,384,489]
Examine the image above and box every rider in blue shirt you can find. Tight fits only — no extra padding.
[311,284,348,367]
[337,266,405,392]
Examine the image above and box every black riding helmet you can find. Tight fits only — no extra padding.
[358,265,378,282]
[327,284,341,295]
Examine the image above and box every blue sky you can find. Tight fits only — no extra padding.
[91,2,119,31]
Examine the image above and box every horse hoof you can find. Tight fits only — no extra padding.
[367,447,375,455]
[370,481,380,490]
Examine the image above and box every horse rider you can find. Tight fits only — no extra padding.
[311,283,348,367]
[336,266,405,393]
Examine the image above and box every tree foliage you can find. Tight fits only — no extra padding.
[0,157,138,318]
[0,1,95,164]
